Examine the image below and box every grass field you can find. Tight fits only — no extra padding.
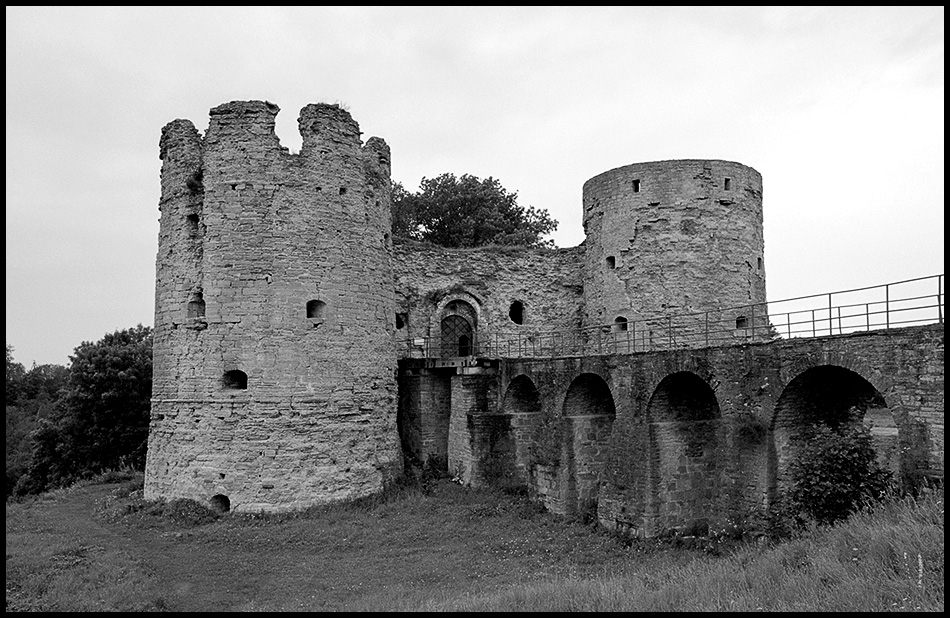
[5,473,944,612]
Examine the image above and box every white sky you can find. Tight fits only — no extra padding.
[5,6,944,367]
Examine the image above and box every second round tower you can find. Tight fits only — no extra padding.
[581,159,766,332]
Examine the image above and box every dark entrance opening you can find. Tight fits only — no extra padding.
[440,314,474,358]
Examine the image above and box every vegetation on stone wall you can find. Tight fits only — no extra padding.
[529,414,564,467]
[392,173,557,248]
[7,326,153,497]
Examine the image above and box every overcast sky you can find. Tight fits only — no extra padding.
[6,6,944,367]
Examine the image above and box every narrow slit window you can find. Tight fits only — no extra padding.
[395,312,407,329]
[632,179,641,193]
[736,316,749,329]
[605,256,616,269]
[613,316,628,332]
[724,178,732,190]
[757,257,763,270]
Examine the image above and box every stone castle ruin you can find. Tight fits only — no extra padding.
[145,101,942,535]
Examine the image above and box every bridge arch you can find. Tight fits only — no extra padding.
[560,372,617,517]
[647,371,724,534]
[491,374,543,488]
[770,364,898,499]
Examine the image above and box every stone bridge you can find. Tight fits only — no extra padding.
[397,323,943,537]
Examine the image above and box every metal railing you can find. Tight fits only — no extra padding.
[399,274,944,359]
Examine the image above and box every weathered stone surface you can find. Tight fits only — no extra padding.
[485,323,943,537]
[393,241,584,357]
[583,160,766,327]
[146,104,941,534]
[146,101,401,512]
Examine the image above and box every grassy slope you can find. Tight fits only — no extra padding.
[5,476,944,612]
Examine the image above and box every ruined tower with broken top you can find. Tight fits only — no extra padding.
[145,101,402,511]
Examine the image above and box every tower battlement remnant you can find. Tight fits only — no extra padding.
[145,101,401,512]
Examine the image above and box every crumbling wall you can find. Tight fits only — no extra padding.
[393,241,585,357]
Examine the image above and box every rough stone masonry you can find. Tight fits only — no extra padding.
[145,101,941,532]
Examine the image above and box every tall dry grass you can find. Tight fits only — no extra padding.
[404,489,944,612]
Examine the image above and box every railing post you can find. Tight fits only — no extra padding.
[668,317,673,348]
[787,312,791,338]
[865,303,870,331]
[631,319,636,353]
[939,275,944,324]
[751,304,756,341]
[828,292,833,336]
[885,284,890,329]
[811,309,816,338]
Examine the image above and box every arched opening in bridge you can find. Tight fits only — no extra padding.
[222,370,248,390]
[561,373,616,518]
[770,365,900,503]
[493,375,543,489]
[440,300,477,358]
[647,371,723,535]
[209,494,230,513]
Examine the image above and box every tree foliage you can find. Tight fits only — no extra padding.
[6,344,26,406]
[6,345,70,496]
[13,325,153,496]
[392,173,558,248]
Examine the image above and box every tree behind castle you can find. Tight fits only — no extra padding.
[392,173,558,248]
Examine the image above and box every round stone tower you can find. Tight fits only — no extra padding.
[145,101,401,512]
[581,159,766,332]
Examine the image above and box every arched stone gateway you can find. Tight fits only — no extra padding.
[647,371,723,535]
[440,299,478,357]
[562,373,616,518]
[770,365,898,501]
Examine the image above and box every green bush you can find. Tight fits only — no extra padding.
[786,423,893,526]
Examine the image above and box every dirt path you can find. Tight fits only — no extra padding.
[6,483,296,611]
[6,478,662,611]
